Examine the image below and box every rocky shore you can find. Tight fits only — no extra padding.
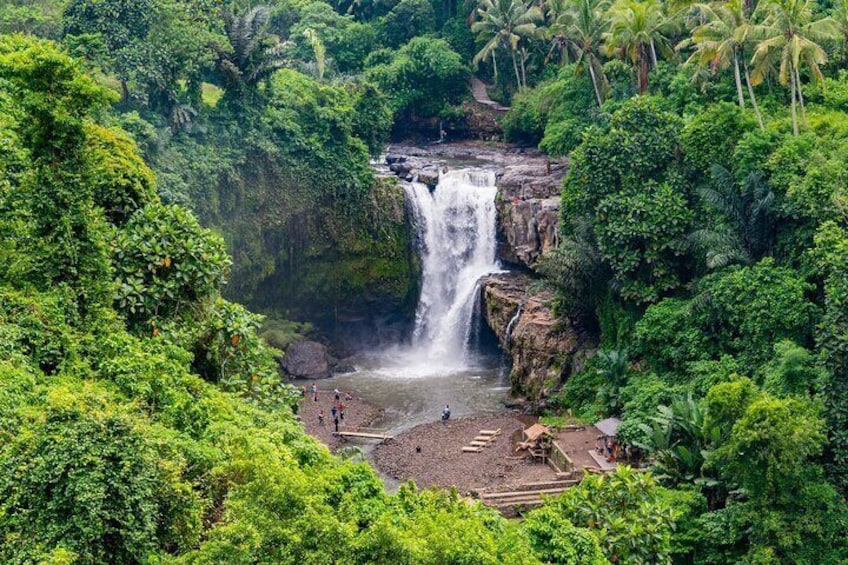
[372,414,557,493]
[298,388,383,450]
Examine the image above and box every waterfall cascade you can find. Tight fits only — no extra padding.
[403,169,501,367]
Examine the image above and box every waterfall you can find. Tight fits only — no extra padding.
[403,169,501,366]
[504,301,524,348]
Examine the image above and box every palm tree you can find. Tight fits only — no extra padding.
[749,0,838,135]
[603,0,675,93]
[302,28,326,81]
[681,0,764,128]
[689,164,775,269]
[831,0,848,64]
[537,216,611,323]
[546,0,611,105]
[472,0,544,89]
[216,6,290,102]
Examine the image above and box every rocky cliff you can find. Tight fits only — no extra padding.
[480,273,594,409]
[496,161,567,269]
[384,142,567,271]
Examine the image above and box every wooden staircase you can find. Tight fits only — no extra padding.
[479,479,581,514]
[461,428,501,453]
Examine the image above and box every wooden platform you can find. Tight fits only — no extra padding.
[333,431,393,441]
[479,479,581,515]
[587,449,617,471]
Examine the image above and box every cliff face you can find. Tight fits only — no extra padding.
[496,161,567,269]
[481,273,594,408]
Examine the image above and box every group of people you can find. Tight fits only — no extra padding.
[314,387,353,433]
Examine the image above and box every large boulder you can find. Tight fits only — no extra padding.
[282,340,332,379]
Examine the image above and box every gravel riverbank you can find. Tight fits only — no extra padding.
[372,414,557,494]
[298,388,383,450]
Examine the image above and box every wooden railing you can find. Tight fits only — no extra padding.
[549,441,574,474]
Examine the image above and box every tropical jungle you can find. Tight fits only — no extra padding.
[0,0,847,562]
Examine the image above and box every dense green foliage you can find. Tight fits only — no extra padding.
[0,36,565,565]
[500,0,848,560]
[7,0,848,560]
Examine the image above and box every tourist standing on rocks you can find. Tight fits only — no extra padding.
[331,405,337,420]
[318,410,324,426]
[311,383,318,402]
[442,405,451,422]
[334,416,339,433]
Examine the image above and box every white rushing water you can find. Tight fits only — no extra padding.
[403,168,502,367]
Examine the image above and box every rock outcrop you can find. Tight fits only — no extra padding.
[496,161,567,269]
[282,340,332,379]
[498,197,561,267]
[480,273,594,409]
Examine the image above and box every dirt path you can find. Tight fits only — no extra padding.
[372,414,558,494]
[470,77,510,113]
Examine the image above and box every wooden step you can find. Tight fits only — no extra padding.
[489,499,545,509]
[479,429,501,436]
[482,487,571,500]
[473,436,495,442]
[509,480,581,491]
[469,441,491,447]
[486,494,547,504]
[462,446,483,453]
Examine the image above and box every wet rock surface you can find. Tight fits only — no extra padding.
[480,272,595,407]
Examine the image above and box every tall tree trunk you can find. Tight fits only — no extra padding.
[492,50,498,82]
[120,80,130,107]
[743,61,764,130]
[790,69,799,136]
[520,47,527,89]
[511,50,522,89]
[639,47,649,94]
[733,54,745,107]
[795,65,807,128]
[650,39,658,67]
[588,57,604,106]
